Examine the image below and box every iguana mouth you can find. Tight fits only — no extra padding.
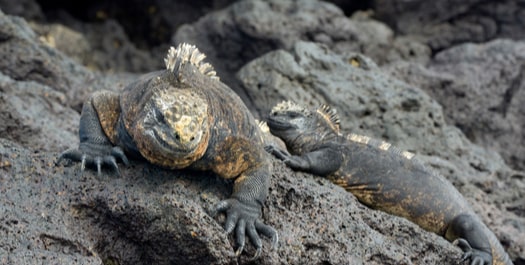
[267,117,292,130]
[152,128,190,155]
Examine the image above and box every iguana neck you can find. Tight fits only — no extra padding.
[288,124,340,155]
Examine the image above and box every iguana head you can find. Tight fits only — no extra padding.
[127,43,215,168]
[134,87,210,168]
[267,101,340,153]
[267,101,316,136]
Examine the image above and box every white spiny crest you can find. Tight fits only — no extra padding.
[271,100,311,116]
[164,43,218,80]
[316,104,340,133]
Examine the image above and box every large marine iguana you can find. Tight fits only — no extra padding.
[58,43,278,259]
[264,101,512,265]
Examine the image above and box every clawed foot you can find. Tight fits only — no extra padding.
[456,238,493,265]
[213,198,278,259]
[265,145,308,170]
[264,144,289,160]
[57,145,129,176]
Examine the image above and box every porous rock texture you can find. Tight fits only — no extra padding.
[373,0,525,51]
[173,0,431,106]
[237,40,525,263]
[386,39,525,172]
[1,0,524,264]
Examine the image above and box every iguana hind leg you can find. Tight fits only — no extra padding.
[447,214,493,265]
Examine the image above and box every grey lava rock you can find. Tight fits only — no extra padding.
[173,0,430,108]
[0,9,139,152]
[237,41,525,262]
[29,19,161,73]
[0,9,132,110]
[386,39,525,172]
[0,10,83,106]
[0,5,467,264]
[0,138,464,265]
[0,72,78,153]
[374,0,525,51]
[1,0,524,264]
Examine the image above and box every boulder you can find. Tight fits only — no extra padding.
[374,0,525,51]
[0,138,463,264]
[386,39,525,172]
[174,0,430,109]
[1,0,523,263]
[237,41,525,262]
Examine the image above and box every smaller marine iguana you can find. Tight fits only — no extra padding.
[264,101,512,265]
[58,43,278,259]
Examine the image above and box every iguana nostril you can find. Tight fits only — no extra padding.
[175,133,180,140]
[190,136,195,141]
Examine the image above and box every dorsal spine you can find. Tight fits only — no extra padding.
[346,133,415,160]
[316,104,340,133]
[164,43,218,80]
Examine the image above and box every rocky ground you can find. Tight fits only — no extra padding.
[0,0,524,264]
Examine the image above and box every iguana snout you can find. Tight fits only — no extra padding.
[149,88,209,152]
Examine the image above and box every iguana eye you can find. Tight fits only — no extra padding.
[288,112,300,118]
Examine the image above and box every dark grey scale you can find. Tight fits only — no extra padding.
[265,101,513,265]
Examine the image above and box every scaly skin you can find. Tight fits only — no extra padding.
[265,101,512,265]
[59,43,278,259]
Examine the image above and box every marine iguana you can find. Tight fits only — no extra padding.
[264,101,512,265]
[58,43,278,259]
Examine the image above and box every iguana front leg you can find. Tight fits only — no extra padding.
[265,145,342,176]
[58,93,129,176]
[213,163,278,259]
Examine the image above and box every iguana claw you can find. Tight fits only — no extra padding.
[213,198,278,259]
[456,238,492,265]
[58,146,129,176]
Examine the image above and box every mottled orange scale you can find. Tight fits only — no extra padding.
[212,137,258,179]
[91,91,121,144]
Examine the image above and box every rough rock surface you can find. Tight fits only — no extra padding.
[29,19,160,74]
[1,138,463,265]
[386,39,525,172]
[0,9,138,112]
[374,0,525,51]
[237,41,525,262]
[1,0,524,264]
[35,0,237,48]
[174,0,431,108]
